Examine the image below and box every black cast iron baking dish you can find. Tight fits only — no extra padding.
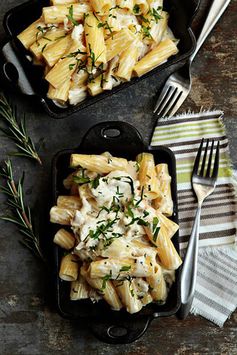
[51,121,181,344]
[1,0,199,119]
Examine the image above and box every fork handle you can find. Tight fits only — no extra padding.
[190,0,231,63]
[178,206,202,319]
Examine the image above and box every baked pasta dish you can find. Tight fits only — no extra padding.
[50,151,182,313]
[17,0,179,106]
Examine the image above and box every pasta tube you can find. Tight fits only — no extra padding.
[47,79,71,103]
[30,28,66,60]
[116,41,139,81]
[106,28,136,62]
[137,152,160,199]
[87,74,104,97]
[70,154,129,173]
[42,4,91,24]
[133,39,178,77]
[148,0,163,8]
[103,56,120,91]
[146,264,167,302]
[133,278,153,305]
[81,265,122,310]
[84,12,107,66]
[105,9,121,33]
[153,163,173,216]
[59,253,79,281]
[17,19,46,49]
[52,0,77,4]
[57,195,81,210]
[90,0,112,15]
[149,11,169,44]
[113,280,143,314]
[89,256,154,279]
[133,0,149,15]
[70,275,90,300]
[43,34,72,67]
[50,206,75,225]
[117,0,134,11]
[146,226,182,270]
[45,42,86,88]
[53,228,75,249]
[156,211,179,239]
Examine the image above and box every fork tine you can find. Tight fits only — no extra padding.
[153,85,171,114]
[200,139,209,176]
[192,139,204,176]
[206,140,215,177]
[156,87,176,116]
[160,89,182,118]
[167,91,187,118]
[212,141,220,178]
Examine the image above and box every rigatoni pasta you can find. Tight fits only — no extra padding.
[17,1,179,105]
[50,151,182,314]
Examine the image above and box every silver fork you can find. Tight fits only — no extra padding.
[178,139,220,319]
[153,0,231,118]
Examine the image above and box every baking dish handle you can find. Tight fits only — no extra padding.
[1,41,35,95]
[89,315,152,344]
[79,121,145,154]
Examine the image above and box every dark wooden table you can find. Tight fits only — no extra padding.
[0,1,236,354]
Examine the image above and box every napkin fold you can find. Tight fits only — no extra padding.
[151,110,237,326]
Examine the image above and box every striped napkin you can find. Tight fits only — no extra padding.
[151,110,237,326]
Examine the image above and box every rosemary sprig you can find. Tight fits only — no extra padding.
[0,160,45,261]
[0,93,42,165]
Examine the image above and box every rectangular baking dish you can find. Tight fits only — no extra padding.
[1,0,199,118]
[51,121,181,343]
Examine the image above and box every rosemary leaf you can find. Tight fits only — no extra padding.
[0,160,45,262]
[0,93,42,165]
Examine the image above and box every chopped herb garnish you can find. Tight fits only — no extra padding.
[134,186,144,207]
[63,49,87,58]
[42,36,52,42]
[67,5,79,26]
[143,210,149,218]
[55,35,66,40]
[135,161,140,172]
[41,43,47,53]
[98,20,113,36]
[112,176,134,195]
[69,63,76,70]
[116,186,124,198]
[149,7,163,23]
[73,175,90,185]
[152,217,159,232]
[88,217,119,239]
[137,218,149,226]
[96,205,110,218]
[109,5,122,11]
[101,270,112,291]
[84,13,89,20]
[91,176,100,189]
[152,216,160,242]
[133,4,140,14]
[140,15,150,24]
[120,265,131,272]
[141,25,151,38]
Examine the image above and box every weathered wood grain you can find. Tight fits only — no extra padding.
[0,0,236,354]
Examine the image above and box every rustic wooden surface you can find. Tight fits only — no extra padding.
[0,0,237,354]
